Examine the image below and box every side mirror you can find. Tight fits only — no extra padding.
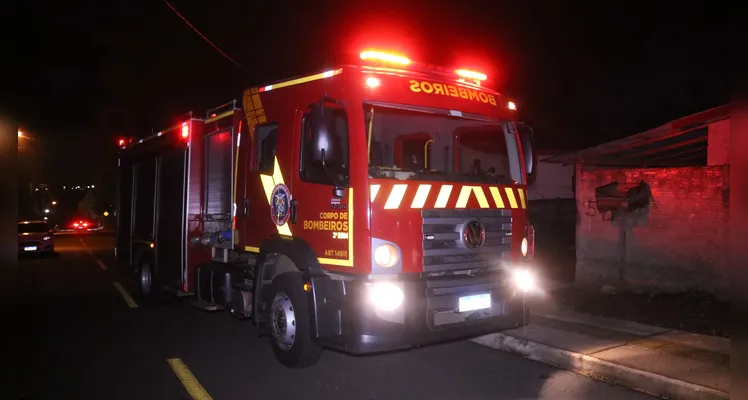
[516,123,538,186]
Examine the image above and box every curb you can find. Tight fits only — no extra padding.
[470,333,729,400]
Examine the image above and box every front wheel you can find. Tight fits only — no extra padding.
[266,272,322,368]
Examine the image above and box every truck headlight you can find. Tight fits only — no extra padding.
[521,237,528,256]
[374,244,399,268]
[370,282,404,311]
[513,269,534,292]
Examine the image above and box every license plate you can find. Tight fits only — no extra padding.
[458,293,491,312]
[24,246,37,251]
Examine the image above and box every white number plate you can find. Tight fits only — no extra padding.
[458,293,491,312]
[24,246,37,251]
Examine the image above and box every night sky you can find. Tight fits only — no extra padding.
[16,1,727,186]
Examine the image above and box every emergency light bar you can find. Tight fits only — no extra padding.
[359,50,489,87]
[360,51,411,65]
[455,69,487,81]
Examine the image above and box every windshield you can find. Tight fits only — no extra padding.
[364,105,523,184]
[19,222,50,234]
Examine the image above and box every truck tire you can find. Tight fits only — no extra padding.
[134,254,160,305]
[266,272,322,368]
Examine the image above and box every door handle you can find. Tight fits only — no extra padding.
[290,199,298,224]
[243,198,249,217]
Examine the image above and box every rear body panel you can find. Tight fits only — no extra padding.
[116,122,194,288]
[116,110,245,292]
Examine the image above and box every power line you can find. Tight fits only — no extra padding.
[160,0,251,75]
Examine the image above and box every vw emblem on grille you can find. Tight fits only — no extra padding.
[463,220,486,249]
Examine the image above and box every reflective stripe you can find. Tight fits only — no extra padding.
[245,246,260,253]
[410,184,432,209]
[434,185,453,208]
[370,182,525,210]
[473,186,490,209]
[504,187,518,209]
[384,184,408,210]
[455,186,473,208]
[259,69,342,92]
[370,184,381,202]
[489,186,505,208]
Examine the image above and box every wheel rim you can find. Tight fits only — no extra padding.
[270,292,296,352]
[140,262,152,296]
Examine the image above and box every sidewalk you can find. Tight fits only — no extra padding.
[471,290,730,400]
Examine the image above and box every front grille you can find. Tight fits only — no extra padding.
[421,209,512,272]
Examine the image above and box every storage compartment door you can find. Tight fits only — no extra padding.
[156,148,188,287]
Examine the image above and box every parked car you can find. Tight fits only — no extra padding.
[18,220,55,253]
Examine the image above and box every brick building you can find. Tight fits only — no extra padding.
[546,105,730,299]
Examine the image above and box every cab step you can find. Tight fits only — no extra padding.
[190,298,224,312]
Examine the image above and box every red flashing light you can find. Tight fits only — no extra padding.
[118,138,126,147]
[360,50,410,65]
[181,122,189,139]
[455,69,487,81]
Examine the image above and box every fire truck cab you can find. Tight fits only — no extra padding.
[116,50,538,368]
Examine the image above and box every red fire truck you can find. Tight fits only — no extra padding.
[116,50,538,368]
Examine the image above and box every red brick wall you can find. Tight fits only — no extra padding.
[707,119,730,166]
[575,165,730,299]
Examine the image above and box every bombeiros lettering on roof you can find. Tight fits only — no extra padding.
[408,80,498,106]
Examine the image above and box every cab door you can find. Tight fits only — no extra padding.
[291,99,354,271]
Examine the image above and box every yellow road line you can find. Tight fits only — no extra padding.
[95,259,107,270]
[113,282,138,308]
[167,358,214,400]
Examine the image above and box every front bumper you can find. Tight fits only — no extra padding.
[308,272,529,354]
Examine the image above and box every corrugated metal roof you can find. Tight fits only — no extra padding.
[545,104,730,166]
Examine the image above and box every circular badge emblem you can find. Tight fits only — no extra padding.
[270,184,292,226]
[463,220,486,249]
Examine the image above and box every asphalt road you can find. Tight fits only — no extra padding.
[13,233,654,400]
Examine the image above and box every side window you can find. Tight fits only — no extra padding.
[300,107,349,185]
[255,123,278,173]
